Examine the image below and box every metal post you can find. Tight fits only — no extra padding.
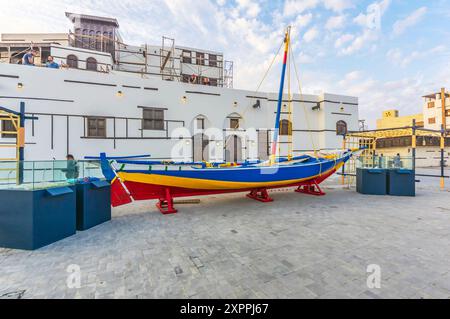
[412,119,416,171]
[441,124,445,190]
[18,102,25,184]
[441,88,447,134]
[341,134,346,185]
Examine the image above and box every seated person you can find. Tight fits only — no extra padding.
[46,56,60,69]
[62,154,80,180]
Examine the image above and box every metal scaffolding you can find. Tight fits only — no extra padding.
[343,121,448,190]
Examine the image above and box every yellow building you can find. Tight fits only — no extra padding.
[374,109,449,167]
[376,109,424,130]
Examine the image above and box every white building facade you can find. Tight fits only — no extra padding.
[423,90,450,131]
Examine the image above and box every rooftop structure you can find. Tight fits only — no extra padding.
[0,12,234,88]
[376,109,424,130]
[65,12,120,28]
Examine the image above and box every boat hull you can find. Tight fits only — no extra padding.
[105,152,353,211]
[122,165,338,201]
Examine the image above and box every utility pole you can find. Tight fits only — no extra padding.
[441,88,447,136]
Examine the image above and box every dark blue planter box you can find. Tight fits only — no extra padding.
[76,180,111,231]
[388,169,415,197]
[356,168,388,195]
[0,186,76,250]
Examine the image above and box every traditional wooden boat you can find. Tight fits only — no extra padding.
[93,27,356,214]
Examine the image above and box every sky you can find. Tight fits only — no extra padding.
[1,0,449,128]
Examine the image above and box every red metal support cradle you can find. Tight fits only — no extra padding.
[246,188,274,203]
[156,188,178,214]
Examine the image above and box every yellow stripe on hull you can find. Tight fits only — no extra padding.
[117,163,343,190]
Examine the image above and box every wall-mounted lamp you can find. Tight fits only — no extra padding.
[17,83,23,90]
[185,140,191,145]
[233,101,238,107]
[181,96,187,104]
[116,90,124,97]
[252,99,261,109]
[216,142,221,147]
[312,103,321,111]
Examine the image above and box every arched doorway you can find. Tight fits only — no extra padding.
[193,133,210,162]
[225,135,242,163]
[191,115,210,162]
[336,120,348,136]
[67,55,78,68]
[86,57,98,71]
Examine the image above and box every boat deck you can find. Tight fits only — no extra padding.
[0,174,449,299]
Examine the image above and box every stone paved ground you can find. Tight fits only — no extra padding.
[0,178,449,299]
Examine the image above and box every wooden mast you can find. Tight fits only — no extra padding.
[271,26,291,165]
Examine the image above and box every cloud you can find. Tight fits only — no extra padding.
[387,46,447,68]
[323,0,354,13]
[339,70,362,85]
[283,0,320,16]
[236,0,261,18]
[392,6,427,36]
[334,33,354,48]
[303,26,319,43]
[339,29,378,55]
[325,15,346,30]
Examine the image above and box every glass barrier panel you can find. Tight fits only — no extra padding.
[356,156,413,170]
[0,160,105,191]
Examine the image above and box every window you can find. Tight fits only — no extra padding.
[1,120,17,138]
[87,117,106,138]
[197,118,205,130]
[336,120,348,136]
[279,120,292,136]
[209,54,217,67]
[82,29,89,48]
[74,28,82,47]
[95,31,102,51]
[428,117,436,125]
[142,108,165,130]
[230,118,240,129]
[428,102,435,108]
[89,30,95,49]
[86,57,98,71]
[67,55,78,68]
[182,50,192,64]
[196,52,205,65]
